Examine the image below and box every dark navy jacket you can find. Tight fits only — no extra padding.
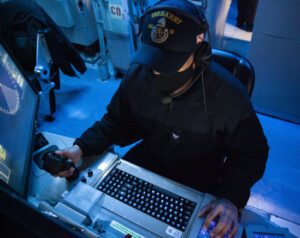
[74,62,269,208]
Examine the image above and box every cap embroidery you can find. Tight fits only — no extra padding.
[151,11,183,25]
[151,17,169,44]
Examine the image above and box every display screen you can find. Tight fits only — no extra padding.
[0,42,38,196]
[253,232,285,238]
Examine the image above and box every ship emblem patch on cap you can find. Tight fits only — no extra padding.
[151,17,169,44]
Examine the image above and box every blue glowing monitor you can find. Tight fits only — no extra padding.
[0,40,38,197]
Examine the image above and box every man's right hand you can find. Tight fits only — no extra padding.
[54,145,82,178]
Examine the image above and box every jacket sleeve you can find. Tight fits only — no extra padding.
[74,66,144,156]
[215,109,269,209]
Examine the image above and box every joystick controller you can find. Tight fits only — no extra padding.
[34,145,79,181]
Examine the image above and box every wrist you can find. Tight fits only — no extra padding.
[74,144,83,157]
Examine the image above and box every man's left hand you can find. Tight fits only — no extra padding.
[198,198,239,238]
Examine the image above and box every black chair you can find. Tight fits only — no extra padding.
[211,48,255,97]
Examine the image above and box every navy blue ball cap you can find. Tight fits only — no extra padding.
[130,0,205,75]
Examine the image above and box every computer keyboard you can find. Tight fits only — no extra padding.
[97,168,197,232]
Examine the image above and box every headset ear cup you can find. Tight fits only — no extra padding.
[194,42,211,66]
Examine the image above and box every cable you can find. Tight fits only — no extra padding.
[201,71,215,162]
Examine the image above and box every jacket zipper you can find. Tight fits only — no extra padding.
[163,102,174,158]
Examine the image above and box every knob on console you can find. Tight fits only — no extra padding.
[80,176,87,183]
[88,169,93,177]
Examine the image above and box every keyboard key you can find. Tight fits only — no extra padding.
[132,181,138,186]
[118,190,126,196]
[185,210,192,216]
[124,183,133,189]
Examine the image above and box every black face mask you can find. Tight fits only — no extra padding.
[150,64,194,95]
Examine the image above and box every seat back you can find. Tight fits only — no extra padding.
[211,49,255,97]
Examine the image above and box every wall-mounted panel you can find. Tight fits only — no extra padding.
[248,0,300,124]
